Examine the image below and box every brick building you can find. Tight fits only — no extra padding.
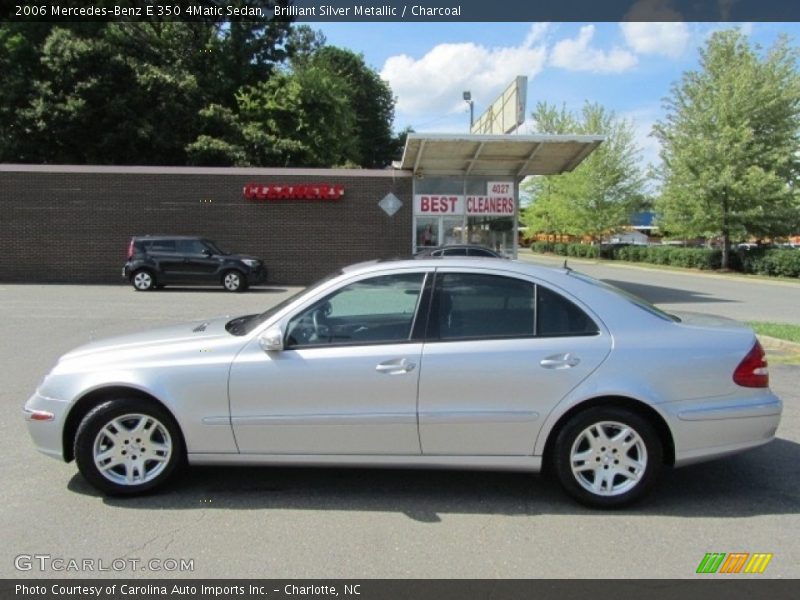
[0,134,602,285]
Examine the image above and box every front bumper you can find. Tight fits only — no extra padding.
[247,266,267,284]
[24,392,71,461]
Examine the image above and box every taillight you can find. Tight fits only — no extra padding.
[733,340,769,388]
[127,239,134,260]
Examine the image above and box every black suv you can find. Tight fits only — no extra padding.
[123,236,267,292]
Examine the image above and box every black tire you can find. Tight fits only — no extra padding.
[222,270,247,292]
[552,407,663,508]
[73,398,185,496]
[130,269,156,291]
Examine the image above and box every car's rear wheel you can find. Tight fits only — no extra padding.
[74,398,184,496]
[222,270,247,292]
[553,407,662,508]
[131,269,156,291]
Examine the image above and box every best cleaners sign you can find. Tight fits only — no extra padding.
[414,182,514,216]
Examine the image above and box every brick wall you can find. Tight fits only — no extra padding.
[0,166,414,285]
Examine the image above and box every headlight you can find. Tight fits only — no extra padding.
[242,259,260,268]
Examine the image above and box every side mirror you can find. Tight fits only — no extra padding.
[258,327,284,352]
[202,248,213,257]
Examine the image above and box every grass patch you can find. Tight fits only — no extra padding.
[749,321,800,344]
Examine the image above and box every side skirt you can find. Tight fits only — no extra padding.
[188,453,543,472]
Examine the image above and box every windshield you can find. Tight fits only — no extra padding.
[225,270,344,336]
[570,272,681,323]
[203,240,227,255]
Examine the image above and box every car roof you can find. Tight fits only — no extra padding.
[343,257,566,280]
[418,244,495,251]
[132,235,204,240]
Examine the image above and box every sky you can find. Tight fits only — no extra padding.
[314,21,800,169]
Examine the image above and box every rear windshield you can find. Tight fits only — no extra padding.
[570,272,680,323]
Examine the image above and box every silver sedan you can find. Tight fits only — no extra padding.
[23,259,782,507]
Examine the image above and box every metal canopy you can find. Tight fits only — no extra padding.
[395,133,604,179]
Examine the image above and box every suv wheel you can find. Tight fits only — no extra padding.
[222,270,247,292]
[131,269,156,291]
[552,407,662,508]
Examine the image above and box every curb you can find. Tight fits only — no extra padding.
[757,334,800,354]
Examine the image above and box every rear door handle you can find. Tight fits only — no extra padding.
[376,358,416,375]
[540,353,581,369]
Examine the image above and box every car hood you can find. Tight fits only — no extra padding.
[224,253,260,262]
[61,315,236,361]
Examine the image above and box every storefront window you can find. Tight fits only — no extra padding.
[415,217,439,251]
[412,177,518,257]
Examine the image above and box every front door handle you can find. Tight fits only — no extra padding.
[540,353,581,370]
[376,358,416,375]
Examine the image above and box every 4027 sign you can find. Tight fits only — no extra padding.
[243,183,345,201]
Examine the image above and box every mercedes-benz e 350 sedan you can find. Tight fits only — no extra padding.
[24,259,782,507]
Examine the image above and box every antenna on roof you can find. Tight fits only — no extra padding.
[563,259,572,273]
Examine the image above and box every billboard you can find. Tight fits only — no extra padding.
[471,76,528,135]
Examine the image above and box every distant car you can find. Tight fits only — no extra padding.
[25,258,781,507]
[414,244,506,258]
[122,235,266,292]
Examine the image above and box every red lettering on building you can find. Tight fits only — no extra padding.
[418,195,459,213]
[243,183,345,201]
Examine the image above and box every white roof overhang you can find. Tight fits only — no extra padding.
[395,133,604,179]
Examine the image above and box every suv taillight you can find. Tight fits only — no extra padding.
[733,340,769,388]
[127,239,134,260]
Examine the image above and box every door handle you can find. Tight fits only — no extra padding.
[375,358,416,375]
[540,353,581,369]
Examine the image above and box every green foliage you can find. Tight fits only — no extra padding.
[0,19,397,168]
[303,47,397,168]
[654,30,800,268]
[530,242,800,277]
[522,101,644,241]
[236,63,357,167]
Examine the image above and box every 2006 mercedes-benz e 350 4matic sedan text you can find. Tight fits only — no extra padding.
[24,258,782,507]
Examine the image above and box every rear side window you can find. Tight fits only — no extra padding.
[141,240,176,253]
[429,273,599,341]
[442,248,468,256]
[432,273,535,340]
[537,286,599,336]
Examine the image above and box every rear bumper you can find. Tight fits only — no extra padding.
[663,392,782,467]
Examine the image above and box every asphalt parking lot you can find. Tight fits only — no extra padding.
[1,273,798,579]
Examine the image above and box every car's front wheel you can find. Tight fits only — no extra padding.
[222,270,248,292]
[74,398,184,496]
[131,269,156,291]
[553,407,662,508]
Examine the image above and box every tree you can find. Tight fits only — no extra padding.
[522,101,644,240]
[0,13,293,164]
[305,47,397,168]
[188,44,398,168]
[236,62,357,167]
[654,30,800,268]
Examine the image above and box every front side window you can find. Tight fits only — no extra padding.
[286,273,425,348]
[176,239,208,255]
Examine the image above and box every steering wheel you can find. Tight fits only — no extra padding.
[311,302,332,341]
